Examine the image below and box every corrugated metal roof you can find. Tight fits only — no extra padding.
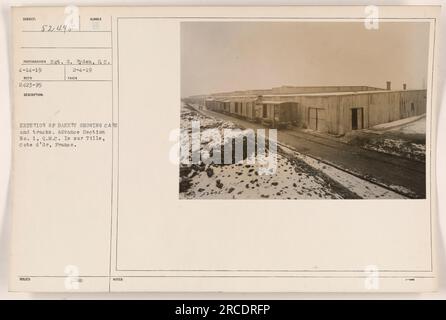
[261,101,294,105]
[263,89,425,98]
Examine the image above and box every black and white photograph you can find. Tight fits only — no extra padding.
[180,21,429,200]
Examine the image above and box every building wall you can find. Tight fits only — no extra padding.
[335,90,426,135]
[293,96,343,134]
[204,89,426,135]
[338,94,370,135]
[366,90,426,127]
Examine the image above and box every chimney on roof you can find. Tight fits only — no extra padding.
[403,83,407,90]
[256,95,263,103]
[386,81,391,90]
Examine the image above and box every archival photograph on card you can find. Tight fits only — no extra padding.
[179,21,429,200]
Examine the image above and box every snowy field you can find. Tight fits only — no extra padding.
[348,115,426,162]
[180,155,347,199]
[179,104,399,199]
[372,114,426,134]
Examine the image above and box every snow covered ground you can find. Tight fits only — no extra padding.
[179,104,404,199]
[279,145,406,199]
[180,155,347,199]
[348,115,426,162]
[371,114,426,134]
[363,138,425,162]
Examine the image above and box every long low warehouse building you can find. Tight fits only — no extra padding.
[201,84,426,135]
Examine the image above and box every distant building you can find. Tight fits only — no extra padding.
[186,83,427,135]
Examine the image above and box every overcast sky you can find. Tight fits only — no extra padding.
[181,21,430,97]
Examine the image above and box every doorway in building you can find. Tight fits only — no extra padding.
[351,108,364,130]
[308,108,327,132]
[262,104,268,118]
